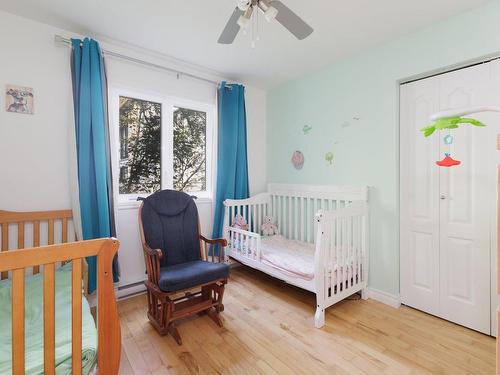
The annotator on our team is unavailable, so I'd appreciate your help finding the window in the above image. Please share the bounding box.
[110,89,214,203]
[173,107,207,192]
[118,96,161,195]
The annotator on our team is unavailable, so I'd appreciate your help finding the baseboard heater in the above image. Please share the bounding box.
[116,280,147,300]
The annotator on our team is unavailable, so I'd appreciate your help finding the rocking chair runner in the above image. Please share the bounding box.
[138,190,230,345]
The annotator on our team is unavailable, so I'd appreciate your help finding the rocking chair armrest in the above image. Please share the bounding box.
[142,242,163,259]
[199,235,227,263]
[142,242,162,284]
[199,235,228,247]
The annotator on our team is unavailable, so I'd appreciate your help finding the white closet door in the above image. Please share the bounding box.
[437,64,491,334]
[400,78,441,316]
[400,62,494,334]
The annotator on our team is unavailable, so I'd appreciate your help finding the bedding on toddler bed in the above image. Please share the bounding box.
[258,235,360,283]
[0,263,97,375]
[260,235,316,280]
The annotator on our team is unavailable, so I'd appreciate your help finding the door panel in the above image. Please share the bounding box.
[438,64,491,334]
[400,78,440,316]
[410,232,435,291]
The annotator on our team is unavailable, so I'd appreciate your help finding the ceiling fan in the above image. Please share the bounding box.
[218,0,313,44]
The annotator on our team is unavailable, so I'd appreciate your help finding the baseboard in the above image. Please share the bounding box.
[116,282,146,300]
[366,287,401,308]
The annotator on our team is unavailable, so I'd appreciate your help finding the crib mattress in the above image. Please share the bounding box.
[0,263,97,375]
[260,235,360,283]
[260,235,316,280]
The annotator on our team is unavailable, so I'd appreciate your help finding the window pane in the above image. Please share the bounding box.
[119,96,161,194]
[173,107,206,192]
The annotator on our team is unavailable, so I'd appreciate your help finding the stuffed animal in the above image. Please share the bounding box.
[261,216,278,236]
[231,214,249,231]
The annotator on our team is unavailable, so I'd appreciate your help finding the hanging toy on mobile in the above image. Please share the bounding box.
[420,107,489,167]
[436,153,461,167]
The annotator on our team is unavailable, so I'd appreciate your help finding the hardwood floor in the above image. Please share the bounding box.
[118,266,495,375]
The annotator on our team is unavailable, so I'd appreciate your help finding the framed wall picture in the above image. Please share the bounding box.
[5,85,34,114]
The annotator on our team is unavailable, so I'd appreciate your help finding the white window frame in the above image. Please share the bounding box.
[108,86,216,207]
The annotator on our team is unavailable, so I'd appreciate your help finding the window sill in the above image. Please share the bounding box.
[116,197,213,211]
[194,197,213,204]
[116,200,142,211]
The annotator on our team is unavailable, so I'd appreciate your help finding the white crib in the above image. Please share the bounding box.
[223,183,369,328]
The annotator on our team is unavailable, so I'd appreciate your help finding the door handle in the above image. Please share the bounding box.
[440,194,446,200]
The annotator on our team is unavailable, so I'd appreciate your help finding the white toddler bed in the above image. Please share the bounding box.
[223,184,369,328]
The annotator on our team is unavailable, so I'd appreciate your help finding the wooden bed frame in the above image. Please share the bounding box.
[0,210,121,374]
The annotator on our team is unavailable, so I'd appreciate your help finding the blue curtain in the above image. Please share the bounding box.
[71,38,118,293]
[212,82,249,241]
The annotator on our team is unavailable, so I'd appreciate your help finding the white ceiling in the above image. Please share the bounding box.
[0,0,491,89]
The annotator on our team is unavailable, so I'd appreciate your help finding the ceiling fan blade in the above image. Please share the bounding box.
[218,7,244,44]
[270,1,313,40]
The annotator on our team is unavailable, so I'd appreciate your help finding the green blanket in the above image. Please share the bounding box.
[0,264,97,375]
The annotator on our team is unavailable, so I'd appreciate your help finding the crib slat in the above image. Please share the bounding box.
[337,216,341,294]
[293,197,300,240]
[72,258,83,375]
[18,222,25,249]
[44,263,56,375]
[48,219,54,245]
[343,217,348,290]
[12,268,25,374]
[1,224,8,279]
[335,218,342,293]
[357,216,361,285]
[258,204,262,223]
[300,198,304,241]
[280,196,284,234]
[330,218,335,289]
[276,196,280,232]
[340,216,344,290]
[62,217,68,243]
[362,214,367,282]
[313,199,318,243]
[33,221,40,274]
[307,197,310,241]
[348,216,352,287]
[288,197,292,239]
[252,205,257,232]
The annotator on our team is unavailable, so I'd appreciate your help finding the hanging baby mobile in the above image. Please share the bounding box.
[420,116,486,167]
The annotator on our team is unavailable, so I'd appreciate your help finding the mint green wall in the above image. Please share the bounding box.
[267,0,500,295]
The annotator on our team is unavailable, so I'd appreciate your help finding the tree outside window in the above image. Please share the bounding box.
[119,96,161,194]
[173,107,206,192]
[118,97,207,195]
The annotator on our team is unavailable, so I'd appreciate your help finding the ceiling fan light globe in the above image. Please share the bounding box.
[264,6,278,22]
[237,0,251,11]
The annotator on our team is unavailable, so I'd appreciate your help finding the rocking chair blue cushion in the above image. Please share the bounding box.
[141,190,202,267]
[159,260,230,292]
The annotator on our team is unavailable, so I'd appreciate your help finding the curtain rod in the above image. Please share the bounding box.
[54,35,220,86]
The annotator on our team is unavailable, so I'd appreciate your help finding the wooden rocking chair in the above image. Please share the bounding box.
[138,190,229,345]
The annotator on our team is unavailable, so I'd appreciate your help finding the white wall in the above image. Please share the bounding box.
[0,11,74,211]
[0,10,267,293]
